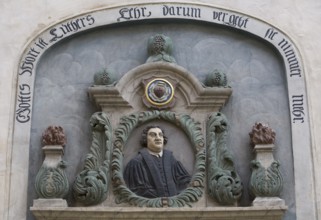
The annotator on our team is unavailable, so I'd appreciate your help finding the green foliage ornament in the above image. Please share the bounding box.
[35,161,69,199]
[73,112,112,206]
[206,112,243,205]
[250,160,283,197]
[112,110,205,207]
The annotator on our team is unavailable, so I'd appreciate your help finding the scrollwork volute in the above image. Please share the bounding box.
[112,111,205,207]
[206,112,243,205]
[72,112,112,206]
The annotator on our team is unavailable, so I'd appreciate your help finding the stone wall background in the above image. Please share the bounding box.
[1,1,321,220]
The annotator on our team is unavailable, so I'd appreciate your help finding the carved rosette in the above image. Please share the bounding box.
[142,78,177,109]
[112,111,205,207]
[206,112,243,205]
[34,126,69,199]
[249,123,283,198]
[72,112,112,206]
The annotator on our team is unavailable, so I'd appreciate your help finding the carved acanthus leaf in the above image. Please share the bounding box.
[72,112,112,206]
[250,160,283,197]
[35,161,69,199]
[206,112,243,205]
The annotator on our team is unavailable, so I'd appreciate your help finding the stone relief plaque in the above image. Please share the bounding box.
[11,2,312,220]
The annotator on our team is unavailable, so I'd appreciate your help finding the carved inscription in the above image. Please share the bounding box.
[163,5,201,18]
[19,38,48,76]
[264,28,278,40]
[117,7,152,21]
[50,15,95,43]
[16,84,31,123]
[16,15,96,123]
[264,28,302,78]
[291,95,305,123]
[213,10,249,29]
[16,5,307,126]
[278,39,301,77]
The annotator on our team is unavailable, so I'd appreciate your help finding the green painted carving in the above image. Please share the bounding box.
[206,112,243,205]
[249,122,283,197]
[204,69,228,87]
[73,112,112,205]
[112,110,205,207]
[35,161,69,198]
[93,68,117,85]
[146,34,176,63]
[250,160,283,197]
[35,126,69,199]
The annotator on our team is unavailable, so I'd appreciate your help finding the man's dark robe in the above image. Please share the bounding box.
[124,148,191,198]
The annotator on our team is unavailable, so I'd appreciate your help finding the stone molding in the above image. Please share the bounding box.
[31,206,287,220]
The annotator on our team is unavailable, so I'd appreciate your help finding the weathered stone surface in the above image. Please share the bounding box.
[32,199,67,207]
[31,206,287,220]
[252,197,285,207]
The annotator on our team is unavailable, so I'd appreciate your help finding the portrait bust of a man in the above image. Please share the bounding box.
[124,125,191,198]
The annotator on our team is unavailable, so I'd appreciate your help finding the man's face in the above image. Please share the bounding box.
[147,127,164,153]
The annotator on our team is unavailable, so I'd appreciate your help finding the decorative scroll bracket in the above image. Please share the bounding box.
[72,112,112,206]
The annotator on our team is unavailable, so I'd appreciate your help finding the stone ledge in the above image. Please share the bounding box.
[31,206,287,220]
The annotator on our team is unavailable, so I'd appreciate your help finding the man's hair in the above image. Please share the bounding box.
[140,125,168,148]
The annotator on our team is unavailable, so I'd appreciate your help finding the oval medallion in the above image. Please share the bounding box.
[145,78,175,107]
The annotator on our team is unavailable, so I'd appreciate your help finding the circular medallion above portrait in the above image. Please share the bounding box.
[144,78,175,108]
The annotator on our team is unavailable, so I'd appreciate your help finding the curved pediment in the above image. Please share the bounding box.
[88,61,232,113]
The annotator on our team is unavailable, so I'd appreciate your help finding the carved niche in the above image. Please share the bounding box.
[31,34,287,220]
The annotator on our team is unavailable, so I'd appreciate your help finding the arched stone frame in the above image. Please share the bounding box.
[9,2,314,220]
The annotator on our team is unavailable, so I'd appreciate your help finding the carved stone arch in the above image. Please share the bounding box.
[88,62,232,112]
[115,62,206,108]
[10,2,313,220]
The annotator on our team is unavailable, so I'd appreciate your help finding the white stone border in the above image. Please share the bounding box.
[9,2,315,220]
